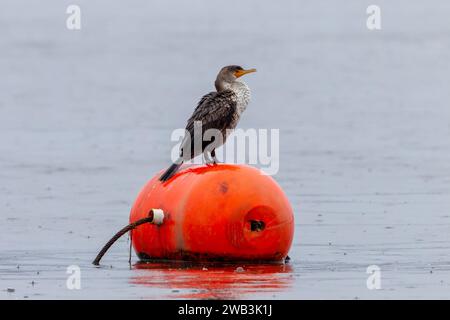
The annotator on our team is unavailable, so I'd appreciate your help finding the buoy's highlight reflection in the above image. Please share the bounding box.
[130,262,293,299]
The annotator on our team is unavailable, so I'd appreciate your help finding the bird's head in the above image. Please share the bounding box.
[215,65,256,91]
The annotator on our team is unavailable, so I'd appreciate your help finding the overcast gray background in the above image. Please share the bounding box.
[1,0,450,299]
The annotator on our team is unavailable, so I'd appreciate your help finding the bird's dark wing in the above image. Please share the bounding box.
[180,90,238,159]
[185,90,238,134]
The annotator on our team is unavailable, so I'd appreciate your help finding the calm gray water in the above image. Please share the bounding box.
[1,0,450,299]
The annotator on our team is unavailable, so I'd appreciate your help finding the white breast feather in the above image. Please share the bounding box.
[231,81,251,114]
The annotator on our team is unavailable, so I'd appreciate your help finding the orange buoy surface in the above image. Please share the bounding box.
[130,164,294,262]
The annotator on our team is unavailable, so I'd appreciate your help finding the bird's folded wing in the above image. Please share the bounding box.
[185,90,238,134]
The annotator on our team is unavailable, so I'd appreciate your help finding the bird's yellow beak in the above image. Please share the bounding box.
[234,68,257,78]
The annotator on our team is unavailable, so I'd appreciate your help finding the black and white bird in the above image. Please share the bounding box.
[159,65,256,182]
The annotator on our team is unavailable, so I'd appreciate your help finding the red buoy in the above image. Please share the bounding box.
[130,164,294,262]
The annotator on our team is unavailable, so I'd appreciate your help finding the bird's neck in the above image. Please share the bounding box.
[215,79,230,92]
[215,80,251,113]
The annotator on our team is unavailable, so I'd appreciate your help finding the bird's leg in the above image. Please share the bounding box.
[204,150,214,165]
[211,149,220,164]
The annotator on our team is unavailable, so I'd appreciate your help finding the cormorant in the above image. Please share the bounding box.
[159,65,256,182]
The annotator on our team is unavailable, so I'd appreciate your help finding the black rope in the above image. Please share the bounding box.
[92,211,154,266]
[128,229,133,266]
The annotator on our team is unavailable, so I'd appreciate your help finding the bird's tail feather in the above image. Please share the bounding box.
[159,162,182,182]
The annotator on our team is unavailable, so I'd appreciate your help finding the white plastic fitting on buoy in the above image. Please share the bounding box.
[150,208,165,225]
